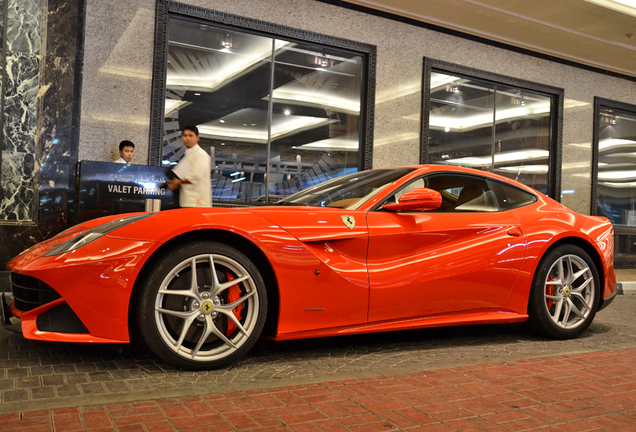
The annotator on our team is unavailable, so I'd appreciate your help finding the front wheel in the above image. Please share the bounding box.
[137,241,267,369]
[525,244,600,339]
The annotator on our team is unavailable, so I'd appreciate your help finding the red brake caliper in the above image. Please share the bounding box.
[546,275,554,309]
[224,273,245,336]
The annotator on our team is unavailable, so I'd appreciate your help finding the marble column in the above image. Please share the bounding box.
[0,0,85,279]
[0,0,42,222]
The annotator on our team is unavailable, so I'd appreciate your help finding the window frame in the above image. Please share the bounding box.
[421,58,564,201]
[150,0,377,173]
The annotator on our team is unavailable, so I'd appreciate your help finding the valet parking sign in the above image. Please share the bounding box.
[107,180,167,196]
[76,160,178,223]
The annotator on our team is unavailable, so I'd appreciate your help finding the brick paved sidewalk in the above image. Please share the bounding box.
[2,348,635,432]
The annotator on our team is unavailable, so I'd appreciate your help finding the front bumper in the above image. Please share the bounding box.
[8,236,159,343]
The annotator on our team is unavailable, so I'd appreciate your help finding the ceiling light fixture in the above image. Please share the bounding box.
[221,33,232,50]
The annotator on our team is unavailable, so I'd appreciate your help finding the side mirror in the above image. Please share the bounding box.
[383,188,442,212]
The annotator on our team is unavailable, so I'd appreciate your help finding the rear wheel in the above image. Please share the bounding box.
[137,241,266,369]
[526,244,599,339]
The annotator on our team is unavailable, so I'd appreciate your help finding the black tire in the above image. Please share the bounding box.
[525,244,600,339]
[137,241,267,369]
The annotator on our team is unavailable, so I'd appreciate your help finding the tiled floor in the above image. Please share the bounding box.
[2,347,635,431]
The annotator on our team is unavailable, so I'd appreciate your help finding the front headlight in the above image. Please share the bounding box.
[45,213,154,256]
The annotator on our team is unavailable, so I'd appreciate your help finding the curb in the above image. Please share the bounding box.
[618,282,636,295]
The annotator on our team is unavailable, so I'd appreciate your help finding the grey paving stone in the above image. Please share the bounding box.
[52,365,76,374]
[31,386,56,400]
[127,379,153,391]
[127,370,145,379]
[3,389,29,403]
[196,375,219,383]
[8,352,32,360]
[109,370,135,380]
[41,375,65,387]
[16,358,40,367]
[16,376,41,389]
[29,366,53,376]
[6,368,30,379]
[162,376,184,383]
[74,363,98,373]
[103,381,130,393]
[80,382,107,395]
[181,376,199,383]
[152,383,177,390]
[145,377,167,385]
[39,357,62,366]
[0,379,15,390]
[95,361,119,371]
[65,374,89,385]
[87,372,114,382]
[55,384,82,397]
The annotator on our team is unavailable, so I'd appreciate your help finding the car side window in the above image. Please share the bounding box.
[487,180,538,210]
[433,176,498,212]
[380,174,500,212]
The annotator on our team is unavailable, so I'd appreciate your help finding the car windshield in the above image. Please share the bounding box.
[277,168,414,208]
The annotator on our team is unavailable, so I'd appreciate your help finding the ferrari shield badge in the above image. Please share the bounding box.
[341,215,356,229]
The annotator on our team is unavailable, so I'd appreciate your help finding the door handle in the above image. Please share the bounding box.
[507,227,522,237]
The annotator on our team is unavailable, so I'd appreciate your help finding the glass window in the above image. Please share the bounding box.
[162,16,366,204]
[487,180,537,211]
[595,106,636,226]
[383,174,500,213]
[425,64,559,198]
[428,73,495,171]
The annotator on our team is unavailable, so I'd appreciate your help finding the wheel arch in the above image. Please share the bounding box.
[128,229,280,340]
[538,236,605,301]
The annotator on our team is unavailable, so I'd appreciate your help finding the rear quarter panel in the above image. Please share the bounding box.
[501,197,615,312]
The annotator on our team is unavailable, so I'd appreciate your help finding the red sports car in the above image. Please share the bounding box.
[2,165,617,369]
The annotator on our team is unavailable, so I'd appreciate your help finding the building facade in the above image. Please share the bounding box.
[1,0,636,278]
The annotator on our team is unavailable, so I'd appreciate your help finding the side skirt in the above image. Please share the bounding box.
[271,310,528,341]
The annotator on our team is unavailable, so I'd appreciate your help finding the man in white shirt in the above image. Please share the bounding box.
[167,125,212,207]
[115,140,135,164]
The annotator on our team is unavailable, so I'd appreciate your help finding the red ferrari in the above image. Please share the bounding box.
[3,165,617,369]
